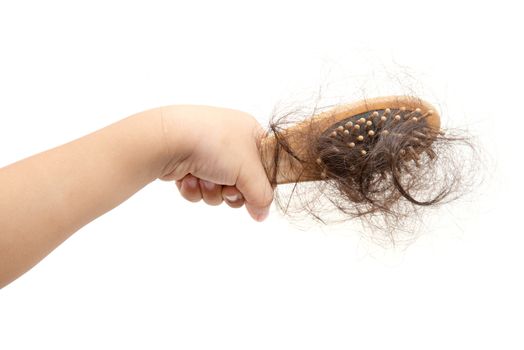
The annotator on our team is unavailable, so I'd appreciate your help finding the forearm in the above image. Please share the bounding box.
[0,108,167,287]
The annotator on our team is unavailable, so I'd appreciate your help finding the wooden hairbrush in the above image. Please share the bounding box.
[260,95,442,185]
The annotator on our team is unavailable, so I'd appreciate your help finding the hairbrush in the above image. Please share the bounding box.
[261,95,441,185]
[259,94,468,236]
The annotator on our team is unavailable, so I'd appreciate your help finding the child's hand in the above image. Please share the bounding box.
[156,105,274,222]
[0,104,273,287]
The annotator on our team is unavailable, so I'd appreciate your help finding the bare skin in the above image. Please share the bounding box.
[0,106,273,288]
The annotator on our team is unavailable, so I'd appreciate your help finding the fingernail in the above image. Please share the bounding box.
[254,207,269,222]
[200,180,215,190]
[225,194,241,202]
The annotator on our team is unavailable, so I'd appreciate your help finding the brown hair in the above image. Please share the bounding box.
[260,95,477,245]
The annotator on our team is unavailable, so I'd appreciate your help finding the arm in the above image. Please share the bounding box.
[0,106,273,288]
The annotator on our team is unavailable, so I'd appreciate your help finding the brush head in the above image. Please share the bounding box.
[316,100,439,183]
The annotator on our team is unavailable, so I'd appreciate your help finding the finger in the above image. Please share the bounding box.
[178,174,202,203]
[236,152,274,222]
[199,180,223,206]
[222,186,244,208]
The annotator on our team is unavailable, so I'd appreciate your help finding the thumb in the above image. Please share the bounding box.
[236,156,274,222]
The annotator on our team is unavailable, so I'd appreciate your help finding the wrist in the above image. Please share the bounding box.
[120,108,174,182]
[153,105,196,181]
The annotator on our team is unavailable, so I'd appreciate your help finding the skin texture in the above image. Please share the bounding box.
[0,106,273,288]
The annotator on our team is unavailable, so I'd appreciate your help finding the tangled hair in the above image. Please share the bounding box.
[261,95,478,245]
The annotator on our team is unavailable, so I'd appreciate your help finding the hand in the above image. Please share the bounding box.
[0,105,273,287]
[156,105,274,222]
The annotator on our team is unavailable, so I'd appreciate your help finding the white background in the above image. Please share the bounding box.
[0,0,522,349]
